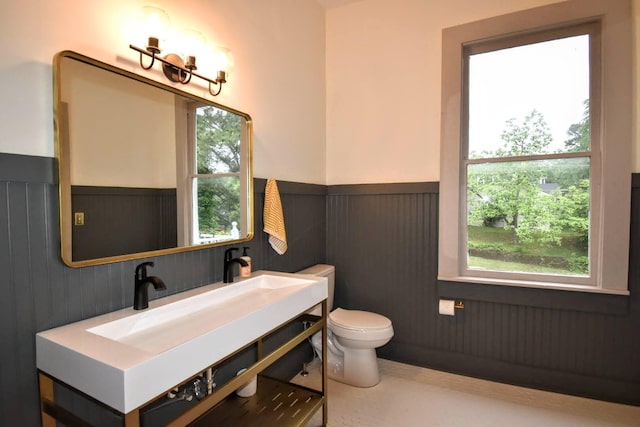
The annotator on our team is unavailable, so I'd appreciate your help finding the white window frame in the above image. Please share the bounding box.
[438,0,632,295]
[176,101,250,246]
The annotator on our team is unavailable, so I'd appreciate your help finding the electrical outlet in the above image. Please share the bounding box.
[74,212,85,226]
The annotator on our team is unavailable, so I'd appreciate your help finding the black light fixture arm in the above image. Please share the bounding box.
[208,73,225,96]
[139,51,156,70]
[129,43,227,96]
[137,36,161,70]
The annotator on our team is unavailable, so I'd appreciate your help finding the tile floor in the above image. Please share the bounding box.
[292,359,640,427]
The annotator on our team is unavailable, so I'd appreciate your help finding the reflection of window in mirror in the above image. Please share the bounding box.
[177,104,248,246]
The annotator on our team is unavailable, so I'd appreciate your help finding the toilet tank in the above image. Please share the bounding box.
[297,264,335,311]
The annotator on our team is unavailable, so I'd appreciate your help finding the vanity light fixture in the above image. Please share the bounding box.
[129,6,231,96]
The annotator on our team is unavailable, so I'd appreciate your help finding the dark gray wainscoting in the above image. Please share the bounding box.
[0,153,326,426]
[3,150,639,425]
[326,181,640,406]
[71,186,178,261]
[253,178,327,273]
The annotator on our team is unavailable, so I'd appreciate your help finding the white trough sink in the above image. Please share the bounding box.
[36,271,327,413]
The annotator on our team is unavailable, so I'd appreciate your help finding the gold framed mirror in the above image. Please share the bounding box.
[54,51,253,267]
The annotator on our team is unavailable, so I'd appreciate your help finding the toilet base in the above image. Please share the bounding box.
[340,347,380,387]
[311,331,382,388]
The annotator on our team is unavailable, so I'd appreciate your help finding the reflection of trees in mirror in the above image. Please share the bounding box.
[467,107,590,275]
[197,106,242,173]
[196,106,242,239]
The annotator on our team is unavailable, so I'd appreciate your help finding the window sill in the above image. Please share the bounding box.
[438,276,629,315]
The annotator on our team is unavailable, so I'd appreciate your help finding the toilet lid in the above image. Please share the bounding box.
[329,308,391,330]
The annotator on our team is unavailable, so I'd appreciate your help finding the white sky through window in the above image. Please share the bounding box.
[468,35,589,154]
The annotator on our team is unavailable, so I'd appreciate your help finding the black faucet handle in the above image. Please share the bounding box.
[224,247,239,261]
[135,261,155,280]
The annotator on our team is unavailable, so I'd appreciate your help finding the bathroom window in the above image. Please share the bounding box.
[438,0,632,294]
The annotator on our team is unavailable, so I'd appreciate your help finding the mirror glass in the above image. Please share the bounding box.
[55,51,253,267]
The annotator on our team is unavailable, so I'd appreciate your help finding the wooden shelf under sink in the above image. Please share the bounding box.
[189,376,324,427]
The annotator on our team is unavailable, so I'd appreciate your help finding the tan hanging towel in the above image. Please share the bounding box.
[263,178,288,254]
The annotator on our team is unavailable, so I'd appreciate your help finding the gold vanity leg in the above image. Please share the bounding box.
[322,299,328,426]
[257,337,263,359]
[39,372,56,427]
[123,409,140,427]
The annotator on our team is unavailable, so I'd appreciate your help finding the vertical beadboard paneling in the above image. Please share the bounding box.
[0,182,19,425]
[1,180,65,426]
[10,183,39,426]
[71,187,177,261]
[253,179,326,273]
[327,185,441,353]
[28,183,52,330]
[3,151,640,424]
[327,182,640,405]
[0,155,327,425]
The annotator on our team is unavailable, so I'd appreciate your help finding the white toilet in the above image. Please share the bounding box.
[297,264,393,387]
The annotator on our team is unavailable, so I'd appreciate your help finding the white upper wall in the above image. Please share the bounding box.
[325,0,640,184]
[0,0,326,184]
[0,0,637,185]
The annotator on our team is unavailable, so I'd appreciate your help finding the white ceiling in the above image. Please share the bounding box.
[315,0,366,10]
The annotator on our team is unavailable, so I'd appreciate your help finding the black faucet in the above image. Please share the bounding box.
[134,261,166,310]
[223,248,248,283]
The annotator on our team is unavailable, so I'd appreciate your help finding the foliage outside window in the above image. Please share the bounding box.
[439,0,632,294]
[192,105,244,244]
[465,33,592,281]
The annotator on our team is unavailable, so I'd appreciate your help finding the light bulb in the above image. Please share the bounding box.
[139,6,171,51]
[212,46,235,76]
[181,29,206,69]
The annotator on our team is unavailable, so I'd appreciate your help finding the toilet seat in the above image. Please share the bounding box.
[329,308,393,341]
